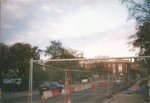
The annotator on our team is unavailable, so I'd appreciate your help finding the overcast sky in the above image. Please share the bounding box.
[1,0,138,59]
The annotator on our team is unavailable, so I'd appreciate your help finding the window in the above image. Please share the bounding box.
[105,64,107,68]
[112,63,115,68]
[108,63,110,68]
[118,64,122,72]
[50,82,57,87]
[113,68,115,73]
[41,82,50,86]
[125,64,128,73]
[125,64,127,67]
[113,63,115,73]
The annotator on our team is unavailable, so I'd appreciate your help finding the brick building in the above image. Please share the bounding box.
[79,59,131,75]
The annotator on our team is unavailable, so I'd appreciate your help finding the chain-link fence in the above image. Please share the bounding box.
[28,56,150,103]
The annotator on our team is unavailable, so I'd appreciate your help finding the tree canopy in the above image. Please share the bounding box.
[45,40,84,59]
[121,0,150,56]
[0,42,42,78]
[120,0,150,26]
[120,0,150,72]
[128,22,150,56]
[0,43,10,84]
[45,40,64,59]
[41,40,84,83]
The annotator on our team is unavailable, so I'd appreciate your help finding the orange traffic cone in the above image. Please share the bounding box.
[68,97,71,103]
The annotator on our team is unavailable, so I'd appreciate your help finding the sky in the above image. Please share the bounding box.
[1,0,138,59]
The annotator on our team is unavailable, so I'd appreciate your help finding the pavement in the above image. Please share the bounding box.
[104,80,149,103]
[103,94,148,103]
[2,90,39,99]
[128,80,141,91]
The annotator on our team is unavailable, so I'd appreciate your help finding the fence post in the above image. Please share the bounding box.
[30,58,33,103]
[65,69,67,103]
[111,73,113,93]
[128,74,130,87]
[107,73,110,94]
[94,71,97,102]
[148,75,150,102]
[28,61,31,103]
[0,88,1,103]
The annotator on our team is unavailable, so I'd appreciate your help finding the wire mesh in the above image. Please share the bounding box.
[29,57,150,103]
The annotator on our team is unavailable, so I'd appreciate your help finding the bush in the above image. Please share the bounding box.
[21,76,29,91]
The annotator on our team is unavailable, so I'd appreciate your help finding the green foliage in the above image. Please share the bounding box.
[44,61,83,83]
[21,76,29,83]
[33,70,50,81]
[0,42,42,79]
[121,0,150,74]
[45,40,84,59]
[9,42,42,76]
[20,76,29,90]
[45,40,64,59]
[0,43,10,84]
[33,69,52,89]
[128,22,150,56]
[45,40,84,71]
[43,40,84,83]
[121,0,150,56]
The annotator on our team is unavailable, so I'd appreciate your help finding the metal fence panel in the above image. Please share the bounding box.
[29,56,150,103]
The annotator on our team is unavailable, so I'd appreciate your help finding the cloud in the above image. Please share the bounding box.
[82,25,136,58]
[1,2,26,20]
[2,24,13,29]
[1,1,137,59]
[42,5,51,11]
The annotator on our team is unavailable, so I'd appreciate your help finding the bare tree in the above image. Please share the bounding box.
[120,0,150,26]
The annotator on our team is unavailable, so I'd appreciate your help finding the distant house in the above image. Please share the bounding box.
[79,59,131,75]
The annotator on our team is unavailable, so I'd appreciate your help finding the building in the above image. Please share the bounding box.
[79,59,131,75]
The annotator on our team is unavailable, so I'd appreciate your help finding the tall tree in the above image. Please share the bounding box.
[45,40,64,59]
[120,0,150,56]
[0,43,10,84]
[43,40,84,82]
[128,22,150,56]
[9,42,42,76]
[120,0,150,74]
[45,40,84,59]
[120,0,150,26]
